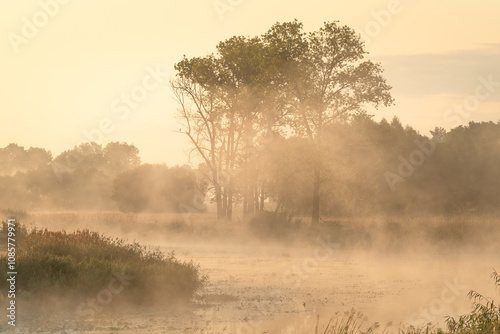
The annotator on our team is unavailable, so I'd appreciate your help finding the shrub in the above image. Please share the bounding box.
[248,211,302,239]
[0,226,205,308]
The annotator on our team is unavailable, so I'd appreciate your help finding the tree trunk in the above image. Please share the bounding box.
[259,184,265,211]
[227,188,233,221]
[222,189,227,220]
[311,168,321,224]
[215,184,223,220]
[249,194,255,215]
[243,187,249,217]
[254,187,260,214]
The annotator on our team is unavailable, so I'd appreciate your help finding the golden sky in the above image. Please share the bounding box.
[1,0,499,165]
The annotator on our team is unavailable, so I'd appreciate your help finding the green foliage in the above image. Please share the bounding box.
[173,20,394,222]
[0,226,205,305]
[444,270,500,333]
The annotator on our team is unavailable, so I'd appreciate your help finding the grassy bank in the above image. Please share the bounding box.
[0,222,205,311]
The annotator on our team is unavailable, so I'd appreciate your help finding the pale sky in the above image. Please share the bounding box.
[1,0,499,166]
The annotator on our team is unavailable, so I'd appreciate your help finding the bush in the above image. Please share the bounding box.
[248,211,303,239]
[0,226,205,308]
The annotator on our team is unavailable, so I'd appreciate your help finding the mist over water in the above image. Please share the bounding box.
[0,212,496,333]
[1,2,500,333]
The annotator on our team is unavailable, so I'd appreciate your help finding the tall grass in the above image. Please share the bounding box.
[311,271,500,334]
[0,223,206,308]
[444,270,500,333]
[315,309,386,334]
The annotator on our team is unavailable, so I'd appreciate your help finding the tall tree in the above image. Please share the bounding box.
[172,20,393,223]
[265,21,394,223]
[171,55,229,220]
[172,36,282,220]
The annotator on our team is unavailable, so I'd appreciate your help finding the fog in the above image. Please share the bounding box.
[1,7,500,334]
[0,210,496,333]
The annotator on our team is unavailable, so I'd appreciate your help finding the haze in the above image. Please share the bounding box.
[1,2,500,333]
[1,0,499,165]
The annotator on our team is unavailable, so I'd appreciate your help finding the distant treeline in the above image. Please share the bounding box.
[248,117,500,217]
[0,142,203,213]
[0,118,499,216]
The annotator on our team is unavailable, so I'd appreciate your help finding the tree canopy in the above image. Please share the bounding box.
[172,20,393,223]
